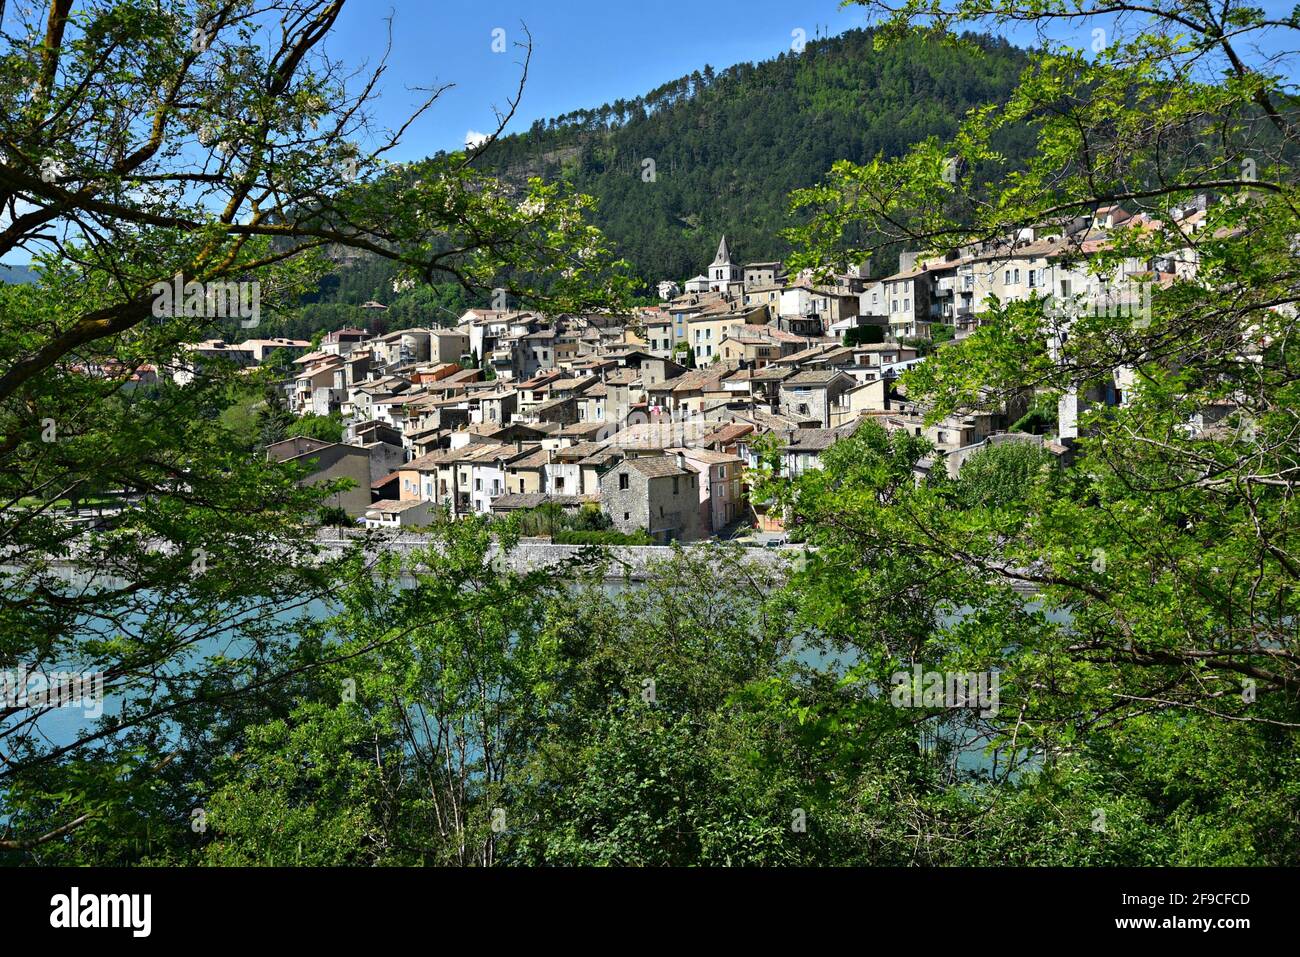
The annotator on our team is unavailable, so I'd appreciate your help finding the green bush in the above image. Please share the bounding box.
[287,412,344,443]
[511,502,613,537]
[930,323,956,344]
[955,440,1056,509]
[569,504,613,532]
[1010,394,1059,435]
[317,506,352,528]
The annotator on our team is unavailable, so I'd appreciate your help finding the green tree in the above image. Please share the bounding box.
[0,0,630,856]
[257,382,296,448]
[762,0,1300,862]
[506,547,823,865]
[954,439,1055,509]
[286,412,343,443]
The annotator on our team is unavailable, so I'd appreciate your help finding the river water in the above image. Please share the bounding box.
[6,560,1060,775]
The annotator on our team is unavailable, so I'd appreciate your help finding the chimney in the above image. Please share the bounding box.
[675,452,686,471]
[515,438,522,453]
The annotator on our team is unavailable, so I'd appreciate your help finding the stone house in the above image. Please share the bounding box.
[363,498,437,529]
[599,454,705,543]
[779,370,856,428]
[266,436,372,518]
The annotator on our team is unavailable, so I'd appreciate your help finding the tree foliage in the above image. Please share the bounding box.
[0,0,630,854]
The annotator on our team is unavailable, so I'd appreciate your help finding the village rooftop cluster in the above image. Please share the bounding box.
[168,196,1223,541]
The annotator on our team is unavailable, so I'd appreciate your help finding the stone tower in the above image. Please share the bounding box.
[709,235,742,290]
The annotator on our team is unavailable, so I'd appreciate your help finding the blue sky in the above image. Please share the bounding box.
[3,0,1296,267]
[328,0,1298,160]
[329,0,868,160]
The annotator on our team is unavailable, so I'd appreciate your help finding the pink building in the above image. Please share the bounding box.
[667,447,745,534]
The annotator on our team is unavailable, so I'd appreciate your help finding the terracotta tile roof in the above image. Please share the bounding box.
[698,422,755,446]
[507,448,551,469]
[368,498,428,514]
[403,450,458,470]
[666,446,742,465]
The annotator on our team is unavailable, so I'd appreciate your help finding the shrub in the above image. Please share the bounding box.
[955,440,1056,509]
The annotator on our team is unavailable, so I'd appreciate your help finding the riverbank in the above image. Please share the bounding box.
[316,531,800,581]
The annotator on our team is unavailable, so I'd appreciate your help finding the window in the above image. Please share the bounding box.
[474,478,482,491]
[623,512,630,521]
[1005,269,1012,284]
[903,299,910,312]
[556,477,565,491]
[619,473,629,490]
[1014,268,1021,284]
[719,465,726,478]
[673,477,680,495]
[1028,269,1038,287]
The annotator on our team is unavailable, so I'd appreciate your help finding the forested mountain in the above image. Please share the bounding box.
[0,264,37,285]
[479,28,1032,285]
[292,26,1033,331]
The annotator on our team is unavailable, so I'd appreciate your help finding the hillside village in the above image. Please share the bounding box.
[173,194,1222,541]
